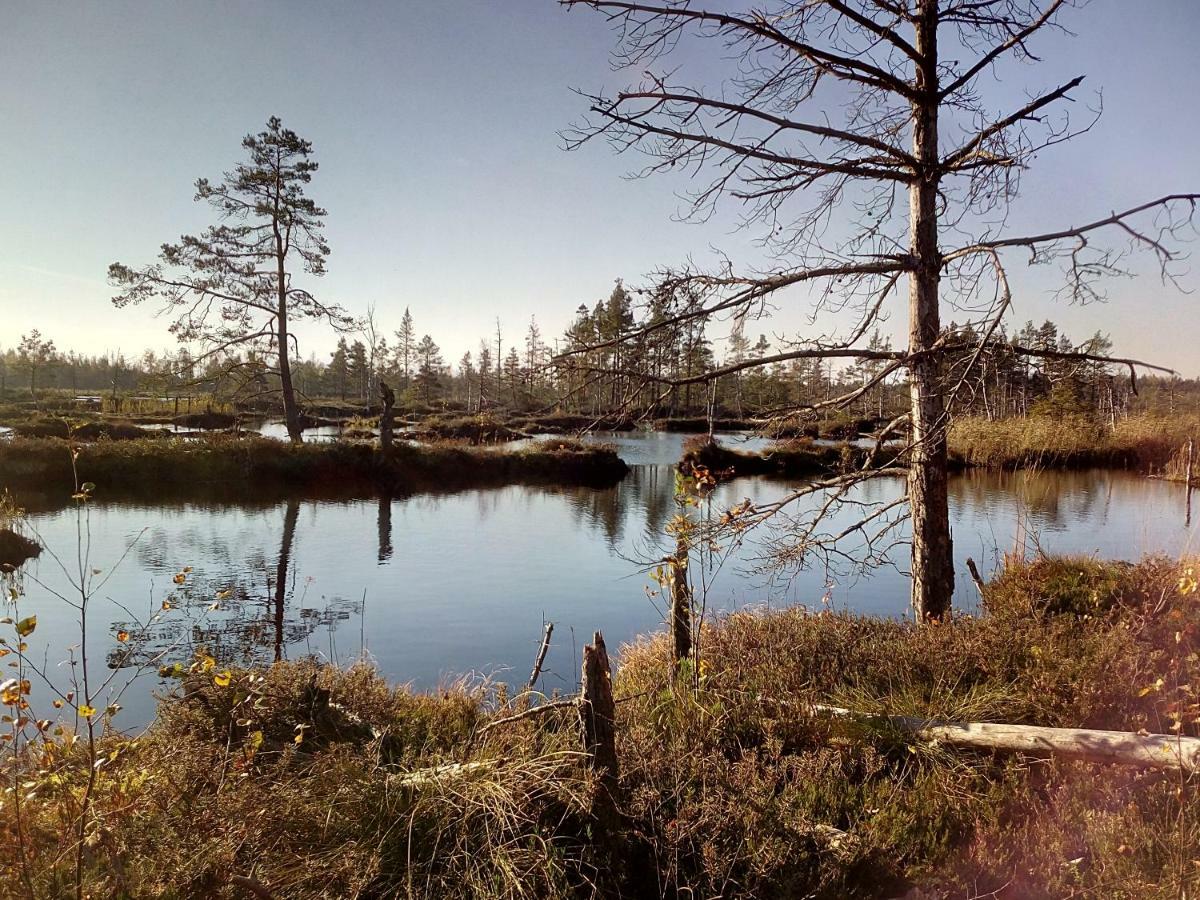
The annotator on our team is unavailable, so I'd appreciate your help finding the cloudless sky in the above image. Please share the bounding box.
[1,1,1198,373]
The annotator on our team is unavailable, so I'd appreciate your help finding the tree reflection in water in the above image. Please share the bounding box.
[108,498,362,670]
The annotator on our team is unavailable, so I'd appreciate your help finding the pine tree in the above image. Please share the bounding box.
[110,117,352,442]
[329,338,349,401]
[414,335,444,405]
[394,307,416,391]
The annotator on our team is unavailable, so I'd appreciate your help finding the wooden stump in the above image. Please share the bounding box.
[579,630,625,886]
[379,380,396,451]
[669,536,693,663]
[579,630,619,793]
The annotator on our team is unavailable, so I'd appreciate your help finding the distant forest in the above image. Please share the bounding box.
[5,282,1196,422]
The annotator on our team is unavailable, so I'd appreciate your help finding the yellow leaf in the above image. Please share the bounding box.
[79,705,97,719]
[213,671,232,688]
[161,600,173,611]
[116,631,130,643]
[216,589,233,601]
[172,573,186,585]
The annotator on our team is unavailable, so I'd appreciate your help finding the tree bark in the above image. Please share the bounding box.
[908,0,954,622]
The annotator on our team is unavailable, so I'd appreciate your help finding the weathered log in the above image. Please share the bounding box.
[391,759,503,788]
[815,705,1200,772]
[579,630,625,887]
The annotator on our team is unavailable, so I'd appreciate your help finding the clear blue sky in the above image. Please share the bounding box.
[1,1,1197,373]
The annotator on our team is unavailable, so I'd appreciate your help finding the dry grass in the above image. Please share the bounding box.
[2,556,1198,897]
[949,413,1200,471]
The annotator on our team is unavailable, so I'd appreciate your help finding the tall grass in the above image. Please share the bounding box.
[949,413,1200,471]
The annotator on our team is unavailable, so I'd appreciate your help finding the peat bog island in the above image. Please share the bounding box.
[3,3,1200,898]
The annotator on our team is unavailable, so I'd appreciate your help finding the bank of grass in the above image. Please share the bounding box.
[416,412,527,443]
[0,409,241,438]
[0,434,630,503]
[949,413,1199,471]
[4,555,1197,897]
[681,434,861,479]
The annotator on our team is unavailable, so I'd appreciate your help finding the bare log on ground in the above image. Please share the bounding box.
[815,705,1200,773]
[390,759,504,789]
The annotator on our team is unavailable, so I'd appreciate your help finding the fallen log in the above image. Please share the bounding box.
[814,705,1200,773]
[390,759,503,788]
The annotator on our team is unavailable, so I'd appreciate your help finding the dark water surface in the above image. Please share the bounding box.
[9,431,1199,729]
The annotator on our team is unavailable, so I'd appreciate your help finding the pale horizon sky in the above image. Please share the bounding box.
[2,1,1198,375]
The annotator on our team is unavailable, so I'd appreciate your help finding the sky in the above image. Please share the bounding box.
[1,0,1198,374]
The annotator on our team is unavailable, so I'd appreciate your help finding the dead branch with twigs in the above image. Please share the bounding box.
[556,0,1197,621]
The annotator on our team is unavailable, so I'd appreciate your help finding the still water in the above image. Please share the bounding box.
[9,431,1199,728]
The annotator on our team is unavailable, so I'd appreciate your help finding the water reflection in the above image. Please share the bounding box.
[15,434,1200,729]
[107,499,365,674]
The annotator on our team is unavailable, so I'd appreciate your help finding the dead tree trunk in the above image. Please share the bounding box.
[669,536,693,664]
[579,630,624,883]
[907,0,954,622]
[379,380,396,451]
[579,631,619,804]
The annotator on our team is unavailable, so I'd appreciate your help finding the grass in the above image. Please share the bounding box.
[949,413,1200,472]
[416,413,527,443]
[681,435,861,480]
[0,435,631,506]
[3,555,1197,897]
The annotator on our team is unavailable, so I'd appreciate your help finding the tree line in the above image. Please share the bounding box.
[8,310,1196,424]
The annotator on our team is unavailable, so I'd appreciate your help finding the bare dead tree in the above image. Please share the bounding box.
[557,0,1197,620]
